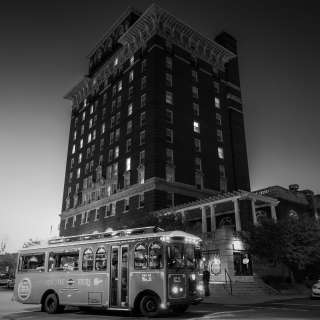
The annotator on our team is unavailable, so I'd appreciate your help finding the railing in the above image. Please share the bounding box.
[224,268,233,295]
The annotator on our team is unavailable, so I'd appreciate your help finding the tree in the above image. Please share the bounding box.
[240,217,320,279]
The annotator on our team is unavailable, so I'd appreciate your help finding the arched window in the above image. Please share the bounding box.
[134,243,148,269]
[148,242,163,269]
[95,247,107,271]
[82,248,94,271]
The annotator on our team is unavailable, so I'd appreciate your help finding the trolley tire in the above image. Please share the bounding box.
[139,294,160,317]
[171,304,189,314]
[42,293,61,314]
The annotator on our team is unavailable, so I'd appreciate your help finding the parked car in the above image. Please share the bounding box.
[311,280,320,299]
[0,273,10,286]
[6,278,15,289]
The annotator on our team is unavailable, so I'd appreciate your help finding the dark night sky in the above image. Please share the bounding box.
[0,0,319,251]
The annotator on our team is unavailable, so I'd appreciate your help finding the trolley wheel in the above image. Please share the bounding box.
[43,293,62,314]
[171,304,189,314]
[139,294,160,317]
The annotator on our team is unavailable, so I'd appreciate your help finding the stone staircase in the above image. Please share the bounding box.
[209,279,279,297]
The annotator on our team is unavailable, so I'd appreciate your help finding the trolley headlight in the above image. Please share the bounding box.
[171,286,179,294]
[196,284,204,292]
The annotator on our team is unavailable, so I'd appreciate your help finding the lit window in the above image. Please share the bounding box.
[193,103,199,116]
[195,157,202,171]
[215,97,220,109]
[139,150,145,164]
[92,129,96,140]
[166,56,172,69]
[90,104,94,114]
[89,118,93,129]
[193,121,200,133]
[126,157,131,171]
[166,166,175,182]
[192,70,198,82]
[218,147,224,159]
[194,138,201,152]
[166,109,173,123]
[129,70,134,82]
[130,56,134,66]
[127,120,132,134]
[192,86,198,99]
[166,91,173,104]
[73,130,77,140]
[72,144,76,154]
[114,146,119,159]
[140,112,146,127]
[138,166,145,184]
[128,103,133,116]
[216,113,222,126]
[166,128,173,143]
[114,57,118,66]
[78,153,82,163]
[77,168,81,179]
[82,111,86,121]
[81,125,84,135]
[118,81,122,92]
[165,73,172,87]
[140,130,146,145]
[141,94,146,108]
[115,128,120,142]
[217,129,223,142]
[126,138,132,152]
[166,148,173,164]
[101,123,105,134]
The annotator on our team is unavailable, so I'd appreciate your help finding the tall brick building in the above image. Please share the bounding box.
[60,4,250,236]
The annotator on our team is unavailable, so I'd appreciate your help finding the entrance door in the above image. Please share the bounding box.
[110,245,129,308]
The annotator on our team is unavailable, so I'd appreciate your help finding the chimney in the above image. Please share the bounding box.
[289,184,299,192]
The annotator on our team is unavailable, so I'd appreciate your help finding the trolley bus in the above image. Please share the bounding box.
[13,226,204,316]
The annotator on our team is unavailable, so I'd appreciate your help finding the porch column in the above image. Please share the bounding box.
[251,199,258,225]
[270,204,277,222]
[233,199,241,231]
[210,204,216,232]
[201,206,207,234]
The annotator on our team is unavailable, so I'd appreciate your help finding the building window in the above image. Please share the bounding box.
[78,153,82,163]
[215,97,220,109]
[127,120,132,134]
[217,129,223,142]
[140,112,146,127]
[109,131,114,145]
[102,107,106,118]
[124,172,131,188]
[82,111,86,121]
[85,163,89,175]
[166,56,172,70]
[114,146,119,159]
[112,85,117,96]
[141,59,146,72]
[128,86,133,99]
[139,150,145,164]
[192,70,198,82]
[219,164,226,178]
[166,166,175,182]
[108,149,114,162]
[103,93,107,104]
[138,193,144,208]
[216,113,222,126]
[69,171,73,183]
[218,147,224,159]
[81,125,84,135]
[72,144,76,154]
[193,103,199,116]
[141,76,146,90]
[126,157,131,171]
[118,80,122,92]
[193,121,200,133]
[80,139,83,149]
[111,100,116,112]
[73,130,77,141]
[126,138,132,152]
[165,73,172,87]
[195,157,202,171]
[166,109,173,123]
[101,123,105,134]
[129,70,134,82]
[94,209,100,221]
[214,81,220,93]
[92,130,96,140]
[117,96,122,108]
[77,168,81,179]
[114,57,118,66]
[110,116,115,129]
[115,128,120,142]
[116,112,120,125]
[140,130,146,145]
[89,118,93,129]
[99,155,103,166]
[195,173,203,189]
[194,138,201,152]
[192,86,199,99]
[141,94,146,108]
[138,166,145,184]
[128,103,133,116]
[123,198,130,212]
[90,104,94,114]
[130,55,134,66]
[165,91,173,104]
[166,148,173,164]
[70,158,75,169]
[166,128,173,143]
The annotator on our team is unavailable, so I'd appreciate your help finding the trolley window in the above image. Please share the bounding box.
[82,248,94,271]
[19,253,45,272]
[95,247,107,271]
[48,249,79,272]
[134,243,148,269]
[148,242,163,269]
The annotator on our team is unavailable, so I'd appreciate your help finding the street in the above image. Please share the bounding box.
[1,288,320,320]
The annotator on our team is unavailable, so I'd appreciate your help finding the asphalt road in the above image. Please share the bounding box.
[1,288,320,320]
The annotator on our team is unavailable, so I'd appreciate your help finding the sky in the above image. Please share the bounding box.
[0,0,319,252]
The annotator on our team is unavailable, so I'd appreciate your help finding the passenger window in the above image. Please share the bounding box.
[95,247,107,271]
[149,242,163,269]
[19,253,45,272]
[134,243,148,269]
[48,250,79,272]
[82,248,94,272]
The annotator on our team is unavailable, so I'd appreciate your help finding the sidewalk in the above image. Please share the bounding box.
[202,293,309,305]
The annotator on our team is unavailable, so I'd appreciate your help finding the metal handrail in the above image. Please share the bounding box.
[224,268,233,295]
